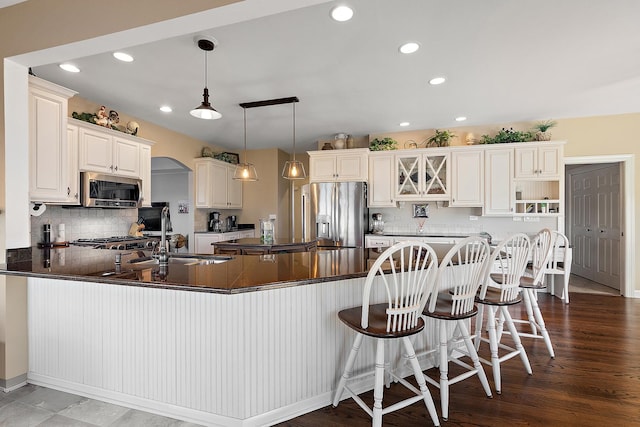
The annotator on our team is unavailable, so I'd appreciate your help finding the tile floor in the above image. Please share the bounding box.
[0,384,203,426]
[0,274,619,426]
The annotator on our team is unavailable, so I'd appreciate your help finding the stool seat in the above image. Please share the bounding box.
[338,304,425,338]
[519,274,547,289]
[475,287,522,306]
[424,292,478,320]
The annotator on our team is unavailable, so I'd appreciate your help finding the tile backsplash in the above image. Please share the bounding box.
[30,205,138,246]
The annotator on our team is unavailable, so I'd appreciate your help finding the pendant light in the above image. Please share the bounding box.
[282,101,306,179]
[190,37,222,120]
[233,107,258,181]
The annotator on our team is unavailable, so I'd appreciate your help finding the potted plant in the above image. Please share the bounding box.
[426,129,456,147]
[532,120,557,141]
[369,137,398,151]
[480,127,534,144]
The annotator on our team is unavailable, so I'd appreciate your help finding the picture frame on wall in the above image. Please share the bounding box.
[413,203,429,218]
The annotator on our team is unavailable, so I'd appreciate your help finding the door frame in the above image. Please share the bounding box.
[564,155,635,298]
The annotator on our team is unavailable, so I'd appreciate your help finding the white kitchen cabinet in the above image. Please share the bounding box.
[368,152,395,207]
[308,148,368,182]
[395,149,450,201]
[139,144,151,207]
[450,149,483,206]
[194,233,223,254]
[28,76,77,203]
[65,124,80,203]
[194,158,243,209]
[484,148,514,216]
[514,143,562,179]
[76,119,150,178]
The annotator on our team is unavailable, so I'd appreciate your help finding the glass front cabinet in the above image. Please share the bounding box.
[395,150,450,201]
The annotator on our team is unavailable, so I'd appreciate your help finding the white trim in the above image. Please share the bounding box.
[564,155,636,298]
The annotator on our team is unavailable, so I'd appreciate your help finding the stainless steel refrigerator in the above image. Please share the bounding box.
[301,182,368,248]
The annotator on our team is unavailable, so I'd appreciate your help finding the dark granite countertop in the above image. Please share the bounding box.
[0,246,368,294]
[367,232,472,238]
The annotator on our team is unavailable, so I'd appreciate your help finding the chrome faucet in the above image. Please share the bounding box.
[158,206,170,264]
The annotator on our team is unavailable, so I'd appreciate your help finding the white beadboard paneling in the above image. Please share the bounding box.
[27,274,442,425]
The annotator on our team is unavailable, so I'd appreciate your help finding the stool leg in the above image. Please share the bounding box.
[486,306,502,394]
[529,292,555,358]
[437,321,450,421]
[459,319,492,398]
[372,339,385,427]
[474,303,485,351]
[332,333,363,407]
[563,270,570,304]
[402,337,440,426]
[501,307,532,375]
[522,289,538,335]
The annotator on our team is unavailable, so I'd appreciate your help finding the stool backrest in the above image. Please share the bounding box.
[531,228,554,286]
[545,231,570,272]
[480,233,531,302]
[362,241,438,332]
[428,236,490,316]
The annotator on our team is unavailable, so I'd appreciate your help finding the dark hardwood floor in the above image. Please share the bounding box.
[278,292,640,426]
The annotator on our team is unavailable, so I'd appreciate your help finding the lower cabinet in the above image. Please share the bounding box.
[194,230,255,254]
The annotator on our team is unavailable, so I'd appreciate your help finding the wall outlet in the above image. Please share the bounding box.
[269,214,277,220]
[513,216,523,222]
[469,215,478,221]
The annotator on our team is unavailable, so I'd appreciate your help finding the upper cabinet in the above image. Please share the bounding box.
[139,144,152,207]
[395,149,450,201]
[28,76,77,203]
[514,143,562,179]
[308,148,368,182]
[484,147,514,216]
[367,152,395,207]
[194,157,242,209]
[73,118,153,178]
[450,149,483,207]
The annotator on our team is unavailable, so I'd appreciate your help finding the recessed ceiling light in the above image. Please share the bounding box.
[399,42,420,54]
[160,106,173,113]
[59,63,79,73]
[429,76,446,85]
[455,116,467,122]
[399,122,410,127]
[113,52,134,62]
[331,5,354,22]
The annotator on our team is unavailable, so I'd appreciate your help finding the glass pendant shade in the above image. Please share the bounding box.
[282,101,306,179]
[233,107,258,181]
[282,160,306,179]
[233,162,258,181]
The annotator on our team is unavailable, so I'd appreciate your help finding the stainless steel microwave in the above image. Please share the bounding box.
[81,172,142,208]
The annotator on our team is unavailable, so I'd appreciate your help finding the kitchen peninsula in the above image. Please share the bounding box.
[1,245,445,426]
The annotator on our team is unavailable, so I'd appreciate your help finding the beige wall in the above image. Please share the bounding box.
[0,0,237,386]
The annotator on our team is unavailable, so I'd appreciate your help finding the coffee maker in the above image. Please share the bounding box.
[226,215,237,231]
[208,211,221,232]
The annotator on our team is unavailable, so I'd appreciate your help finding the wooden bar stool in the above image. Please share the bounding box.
[474,233,533,394]
[333,241,440,427]
[421,236,493,421]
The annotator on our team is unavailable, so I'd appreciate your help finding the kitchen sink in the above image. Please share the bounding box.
[128,253,233,266]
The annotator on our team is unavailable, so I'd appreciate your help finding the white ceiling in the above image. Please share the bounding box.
[32,0,640,154]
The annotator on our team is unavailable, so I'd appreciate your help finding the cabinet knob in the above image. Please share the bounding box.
[74,193,78,199]
[67,187,70,196]
[110,165,114,171]
[114,166,118,171]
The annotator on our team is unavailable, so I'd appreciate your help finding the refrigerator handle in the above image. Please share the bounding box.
[332,183,338,243]
[301,192,307,241]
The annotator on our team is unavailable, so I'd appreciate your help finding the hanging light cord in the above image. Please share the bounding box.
[292,103,296,161]
[203,49,208,89]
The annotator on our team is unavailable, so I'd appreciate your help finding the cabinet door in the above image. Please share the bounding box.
[336,153,367,181]
[451,150,483,206]
[226,165,243,208]
[210,161,229,208]
[368,154,395,207]
[395,154,422,199]
[309,155,336,181]
[514,146,538,178]
[113,136,140,177]
[139,144,151,207]
[538,145,562,178]
[194,234,219,254]
[484,148,514,215]
[65,125,80,204]
[422,152,450,200]
[29,87,68,202]
[79,127,113,173]
[194,161,213,208]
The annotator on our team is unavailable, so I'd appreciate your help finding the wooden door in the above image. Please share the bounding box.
[570,164,621,290]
